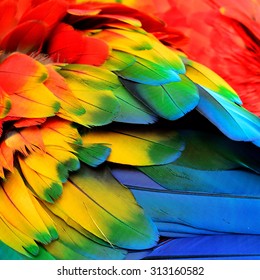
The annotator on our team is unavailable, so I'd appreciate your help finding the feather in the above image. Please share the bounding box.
[0,53,60,118]
[60,63,156,124]
[139,165,260,196]
[95,29,184,84]
[0,87,11,119]
[48,23,109,65]
[145,235,260,260]
[155,221,222,237]
[43,206,127,260]
[44,239,92,260]
[185,60,241,104]
[18,157,63,203]
[16,119,81,202]
[7,84,60,118]
[102,28,185,74]
[0,21,47,54]
[59,64,120,126]
[0,0,17,41]
[0,142,14,176]
[74,142,111,167]
[172,130,260,172]
[0,241,55,260]
[130,179,260,235]
[113,85,157,124]
[85,127,184,166]
[0,0,259,261]
[0,217,38,257]
[111,161,260,236]
[19,0,67,30]
[102,50,136,71]
[120,74,199,120]
[13,118,47,128]
[0,185,42,255]
[183,60,260,144]
[3,169,57,244]
[0,53,48,93]
[197,86,260,143]
[44,165,158,250]
[44,65,86,118]
[153,0,260,116]
[5,126,44,156]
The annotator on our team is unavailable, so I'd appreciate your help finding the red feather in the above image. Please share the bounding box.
[0,53,46,93]
[19,0,68,30]
[48,23,109,65]
[0,21,47,53]
[138,0,260,116]
[0,1,17,41]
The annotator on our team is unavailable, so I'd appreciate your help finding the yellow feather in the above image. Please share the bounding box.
[44,165,158,249]
[19,157,63,203]
[9,84,60,118]
[44,181,107,241]
[28,192,58,240]
[0,185,41,241]
[0,215,38,257]
[84,129,183,166]
[23,152,66,182]
[3,169,54,244]
[185,60,239,101]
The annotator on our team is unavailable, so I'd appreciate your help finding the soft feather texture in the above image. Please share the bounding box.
[144,235,260,260]
[0,0,259,260]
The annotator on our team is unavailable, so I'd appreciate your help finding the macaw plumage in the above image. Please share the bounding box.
[0,0,260,260]
[118,0,260,116]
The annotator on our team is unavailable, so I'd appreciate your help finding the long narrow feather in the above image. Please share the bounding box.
[145,235,260,260]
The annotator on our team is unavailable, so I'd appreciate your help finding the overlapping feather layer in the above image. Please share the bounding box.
[0,0,259,260]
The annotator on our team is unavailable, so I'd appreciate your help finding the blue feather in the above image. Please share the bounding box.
[111,164,260,235]
[144,235,260,260]
[197,86,260,144]
[129,178,260,235]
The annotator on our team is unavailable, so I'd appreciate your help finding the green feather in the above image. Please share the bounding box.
[120,75,199,120]
[74,142,111,167]
[0,242,55,260]
[103,51,136,71]
[116,56,181,85]
[113,86,157,124]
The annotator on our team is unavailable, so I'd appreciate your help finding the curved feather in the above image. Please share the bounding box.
[113,85,157,124]
[85,127,184,166]
[145,235,260,260]
[111,163,260,236]
[3,169,57,244]
[43,206,127,260]
[0,242,55,260]
[59,64,120,126]
[44,165,158,250]
[130,182,260,235]
[0,217,39,258]
[0,87,11,119]
[185,59,241,104]
[184,60,260,144]
[0,21,47,54]
[120,75,199,120]
[197,86,260,143]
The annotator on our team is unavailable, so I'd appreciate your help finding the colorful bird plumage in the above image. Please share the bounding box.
[0,0,259,260]
[119,0,260,116]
